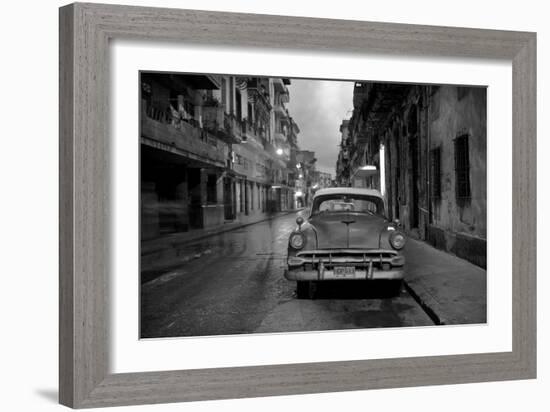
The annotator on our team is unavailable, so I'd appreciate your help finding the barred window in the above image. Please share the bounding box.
[454,134,471,201]
[430,147,442,199]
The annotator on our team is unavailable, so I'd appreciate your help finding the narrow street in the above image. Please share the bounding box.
[140,212,435,338]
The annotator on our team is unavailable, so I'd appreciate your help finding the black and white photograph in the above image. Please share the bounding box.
[139,72,487,339]
[2,0,544,410]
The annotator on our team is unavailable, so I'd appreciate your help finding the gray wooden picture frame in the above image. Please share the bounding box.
[59,2,536,408]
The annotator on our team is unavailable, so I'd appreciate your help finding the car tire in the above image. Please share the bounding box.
[297,281,316,299]
[388,279,403,297]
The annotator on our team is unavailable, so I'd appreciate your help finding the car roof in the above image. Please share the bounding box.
[313,187,383,199]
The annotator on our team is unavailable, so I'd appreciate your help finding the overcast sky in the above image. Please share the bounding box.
[287,79,355,176]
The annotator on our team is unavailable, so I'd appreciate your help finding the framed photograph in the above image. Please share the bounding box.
[59,3,536,408]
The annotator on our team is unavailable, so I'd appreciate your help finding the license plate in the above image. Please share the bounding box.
[333,266,356,278]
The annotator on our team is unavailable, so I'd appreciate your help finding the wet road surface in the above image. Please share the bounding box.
[140,212,435,338]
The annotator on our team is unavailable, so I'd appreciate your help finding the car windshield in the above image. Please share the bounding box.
[311,194,385,216]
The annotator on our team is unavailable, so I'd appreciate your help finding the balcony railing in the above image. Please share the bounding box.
[223,114,245,143]
[145,104,171,123]
[202,106,242,144]
[141,105,226,166]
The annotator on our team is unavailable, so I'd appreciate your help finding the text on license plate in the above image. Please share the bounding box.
[333,266,356,277]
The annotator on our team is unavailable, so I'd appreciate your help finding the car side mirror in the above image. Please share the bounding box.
[296,216,304,229]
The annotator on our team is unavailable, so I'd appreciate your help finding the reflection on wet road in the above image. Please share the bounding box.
[140,212,434,338]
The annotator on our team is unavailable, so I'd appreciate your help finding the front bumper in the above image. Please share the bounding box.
[285,268,404,281]
[285,248,404,281]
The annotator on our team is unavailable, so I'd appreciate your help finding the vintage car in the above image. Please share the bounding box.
[284,187,406,299]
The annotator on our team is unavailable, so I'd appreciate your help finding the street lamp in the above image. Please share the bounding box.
[276,148,283,156]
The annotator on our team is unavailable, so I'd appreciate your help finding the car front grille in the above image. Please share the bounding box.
[291,249,404,270]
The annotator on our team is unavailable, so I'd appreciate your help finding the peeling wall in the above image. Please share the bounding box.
[379,85,486,267]
[429,86,487,240]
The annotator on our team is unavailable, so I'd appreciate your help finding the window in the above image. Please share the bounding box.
[247,102,253,122]
[430,87,440,120]
[236,89,242,119]
[221,78,227,108]
[430,147,442,199]
[312,195,384,217]
[454,134,471,201]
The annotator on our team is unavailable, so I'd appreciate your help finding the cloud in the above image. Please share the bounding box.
[287,79,354,176]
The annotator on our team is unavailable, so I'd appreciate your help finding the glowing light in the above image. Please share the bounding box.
[380,144,386,196]
[295,191,303,197]
[360,165,377,171]
[276,148,283,155]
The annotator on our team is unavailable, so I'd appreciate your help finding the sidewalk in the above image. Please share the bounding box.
[141,210,297,281]
[403,238,487,325]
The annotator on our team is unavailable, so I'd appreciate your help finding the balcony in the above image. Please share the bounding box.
[274,103,287,118]
[272,78,286,91]
[274,131,287,145]
[247,80,272,110]
[244,121,270,146]
[224,114,246,143]
[280,90,289,103]
[202,106,243,144]
[141,113,226,167]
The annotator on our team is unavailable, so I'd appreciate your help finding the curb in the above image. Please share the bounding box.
[403,280,446,326]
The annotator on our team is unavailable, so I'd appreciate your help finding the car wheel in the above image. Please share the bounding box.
[388,279,403,297]
[297,281,316,299]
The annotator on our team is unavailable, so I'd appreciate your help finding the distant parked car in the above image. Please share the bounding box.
[284,187,406,299]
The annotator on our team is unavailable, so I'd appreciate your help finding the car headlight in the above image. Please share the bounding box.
[389,231,406,250]
[289,232,305,249]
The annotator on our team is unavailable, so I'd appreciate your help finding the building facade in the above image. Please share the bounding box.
[141,73,300,240]
[312,171,333,190]
[295,150,317,207]
[336,82,487,267]
[335,119,351,186]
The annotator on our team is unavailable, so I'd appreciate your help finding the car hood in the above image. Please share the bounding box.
[308,212,388,249]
